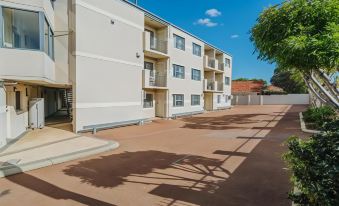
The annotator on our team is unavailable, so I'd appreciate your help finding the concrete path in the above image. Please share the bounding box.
[0,105,307,206]
[0,127,119,177]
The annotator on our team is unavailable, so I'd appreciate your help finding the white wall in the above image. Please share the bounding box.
[232,94,310,105]
[0,85,7,148]
[262,94,310,105]
[168,26,204,116]
[0,48,56,83]
[72,0,145,131]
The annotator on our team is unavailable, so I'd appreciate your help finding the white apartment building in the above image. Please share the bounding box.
[0,0,232,148]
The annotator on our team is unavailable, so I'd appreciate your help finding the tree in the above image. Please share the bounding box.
[271,68,308,93]
[251,0,339,108]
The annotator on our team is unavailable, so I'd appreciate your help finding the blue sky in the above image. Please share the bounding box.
[130,0,282,82]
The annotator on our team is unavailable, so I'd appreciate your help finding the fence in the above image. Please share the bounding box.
[232,94,310,105]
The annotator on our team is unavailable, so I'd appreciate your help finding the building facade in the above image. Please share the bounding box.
[0,0,232,148]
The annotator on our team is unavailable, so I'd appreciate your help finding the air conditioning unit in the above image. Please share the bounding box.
[29,98,45,129]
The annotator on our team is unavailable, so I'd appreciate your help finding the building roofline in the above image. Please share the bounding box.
[121,0,232,57]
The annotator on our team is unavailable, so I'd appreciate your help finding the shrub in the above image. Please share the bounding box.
[303,106,336,129]
[284,120,339,206]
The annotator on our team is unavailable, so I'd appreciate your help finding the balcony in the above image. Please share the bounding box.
[203,79,216,92]
[217,63,225,73]
[0,48,55,84]
[217,82,224,92]
[143,31,169,59]
[203,56,219,72]
[142,70,168,89]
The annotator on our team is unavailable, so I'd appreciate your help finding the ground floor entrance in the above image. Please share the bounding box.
[143,89,168,119]
[0,81,73,148]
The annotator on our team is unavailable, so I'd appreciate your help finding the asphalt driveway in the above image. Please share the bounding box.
[0,105,307,206]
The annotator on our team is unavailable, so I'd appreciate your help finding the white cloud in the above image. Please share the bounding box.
[205,9,222,17]
[230,34,240,39]
[195,18,218,27]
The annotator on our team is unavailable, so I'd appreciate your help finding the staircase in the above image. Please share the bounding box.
[63,89,73,119]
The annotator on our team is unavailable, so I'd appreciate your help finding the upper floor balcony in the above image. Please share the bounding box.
[143,16,169,59]
[0,6,59,84]
[143,31,169,59]
[142,69,168,89]
[203,56,223,73]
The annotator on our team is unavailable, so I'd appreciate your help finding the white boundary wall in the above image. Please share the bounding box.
[232,94,310,105]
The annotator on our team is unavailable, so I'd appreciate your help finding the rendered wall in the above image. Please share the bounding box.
[232,94,310,105]
[0,85,6,148]
[72,0,144,131]
[168,26,205,116]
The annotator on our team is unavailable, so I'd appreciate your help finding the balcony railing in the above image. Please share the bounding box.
[218,63,225,71]
[208,59,216,68]
[150,38,168,54]
[149,73,167,87]
[217,82,224,91]
[206,79,215,91]
[143,70,167,88]
[144,31,168,56]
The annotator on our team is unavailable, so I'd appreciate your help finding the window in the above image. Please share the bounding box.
[144,61,154,70]
[173,94,184,107]
[143,93,153,108]
[2,7,54,59]
[15,91,21,111]
[173,64,185,79]
[3,8,40,50]
[192,43,201,56]
[225,58,231,68]
[217,95,221,104]
[191,95,200,106]
[173,34,185,50]
[225,77,230,85]
[225,95,228,103]
[191,69,201,81]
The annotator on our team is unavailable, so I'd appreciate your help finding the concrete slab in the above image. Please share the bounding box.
[0,127,119,177]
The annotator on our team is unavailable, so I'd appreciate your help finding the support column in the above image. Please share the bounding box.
[0,80,8,148]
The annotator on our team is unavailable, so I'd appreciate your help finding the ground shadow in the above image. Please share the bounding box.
[147,105,307,206]
[181,113,270,130]
[5,164,115,206]
[63,151,225,189]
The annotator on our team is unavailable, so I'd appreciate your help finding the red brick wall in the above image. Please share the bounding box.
[232,81,265,94]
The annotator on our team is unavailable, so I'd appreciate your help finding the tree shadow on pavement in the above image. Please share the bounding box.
[63,151,225,189]
[4,164,115,206]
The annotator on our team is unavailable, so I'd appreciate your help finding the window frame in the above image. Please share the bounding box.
[173,64,185,79]
[225,58,231,68]
[143,93,154,108]
[191,95,200,106]
[173,94,184,107]
[192,43,201,57]
[0,6,54,60]
[225,77,230,85]
[173,34,185,51]
[191,68,201,81]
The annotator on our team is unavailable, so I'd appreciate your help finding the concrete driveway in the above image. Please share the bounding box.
[0,105,307,206]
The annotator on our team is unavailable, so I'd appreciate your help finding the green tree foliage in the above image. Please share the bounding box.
[284,122,339,205]
[251,0,339,74]
[271,68,308,93]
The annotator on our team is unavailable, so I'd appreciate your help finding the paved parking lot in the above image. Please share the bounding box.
[0,105,307,206]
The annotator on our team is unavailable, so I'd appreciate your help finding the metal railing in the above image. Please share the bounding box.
[150,37,168,54]
[207,80,215,90]
[217,82,224,91]
[149,73,167,87]
[218,63,225,71]
[208,58,216,68]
